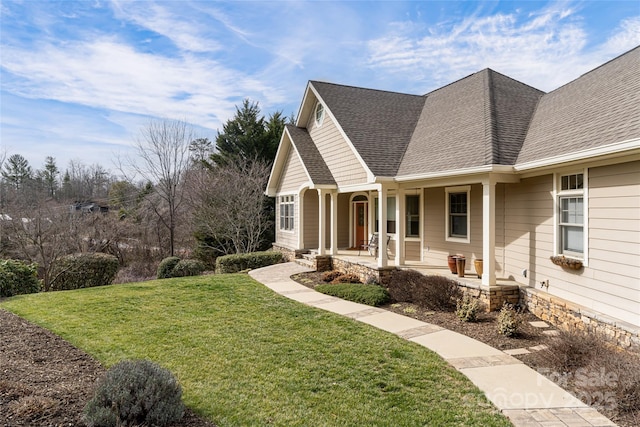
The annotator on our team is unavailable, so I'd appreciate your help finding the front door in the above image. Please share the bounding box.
[354,202,368,248]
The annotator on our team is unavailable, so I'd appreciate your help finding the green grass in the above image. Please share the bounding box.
[1,274,511,427]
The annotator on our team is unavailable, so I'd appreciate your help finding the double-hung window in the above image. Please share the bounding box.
[446,186,470,243]
[374,196,397,234]
[558,173,585,258]
[279,195,294,231]
[406,195,420,237]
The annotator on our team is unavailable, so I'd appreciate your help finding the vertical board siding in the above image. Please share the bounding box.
[303,189,319,249]
[337,194,351,248]
[308,113,369,186]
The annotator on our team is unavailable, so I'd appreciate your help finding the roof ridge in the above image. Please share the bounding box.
[310,80,424,99]
[485,70,499,164]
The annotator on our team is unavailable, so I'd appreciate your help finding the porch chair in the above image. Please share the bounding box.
[358,233,390,258]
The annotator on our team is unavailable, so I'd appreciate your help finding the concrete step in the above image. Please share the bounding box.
[294,258,315,269]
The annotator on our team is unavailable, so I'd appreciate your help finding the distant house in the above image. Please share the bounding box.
[266,47,640,348]
[70,201,109,214]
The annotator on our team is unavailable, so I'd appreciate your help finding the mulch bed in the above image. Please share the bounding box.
[0,309,216,427]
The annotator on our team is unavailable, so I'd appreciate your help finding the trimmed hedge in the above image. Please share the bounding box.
[50,253,119,291]
[0,259,40,297]
[315,283,390,307]
[157,257,181,279]
[216,251,283,274]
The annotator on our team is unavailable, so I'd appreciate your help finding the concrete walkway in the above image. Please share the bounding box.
[249,262,617,427]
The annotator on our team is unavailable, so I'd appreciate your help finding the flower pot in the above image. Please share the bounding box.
[447,255,458,274]
[456,257,466,278]
[474,259,483,279]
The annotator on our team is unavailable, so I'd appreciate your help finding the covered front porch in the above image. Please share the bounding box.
[297,249,524,312]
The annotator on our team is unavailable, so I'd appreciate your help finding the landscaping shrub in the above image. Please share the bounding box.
[0,259,40,297]
[387,269,461,311]
[321,270,344,283]
[315,283,390,306]
[330,273,361,284]
[455,294,480,322]
[215,251,283,274]
[157,256,181,279]
[83,359,184,427]
[172,259,207,277]
[496,303,521,337]
[49,253,119,291]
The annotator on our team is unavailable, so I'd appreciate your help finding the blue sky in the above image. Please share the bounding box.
[1,0,639,175]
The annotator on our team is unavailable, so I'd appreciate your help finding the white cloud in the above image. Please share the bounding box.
[366,4,638,92]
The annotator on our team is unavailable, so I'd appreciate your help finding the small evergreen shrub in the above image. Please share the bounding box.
[387,269,461,311]
[215,251,283,274]
[0,259,40,297]
[330,273,361,284]
[315,283,390,306]
[497,303,521,337]
[172,259,206,277]
[321,270,344,283]
[157,256,181,279]
[455,294,480,322]
[83,359,184,427]
[50,253,119,291]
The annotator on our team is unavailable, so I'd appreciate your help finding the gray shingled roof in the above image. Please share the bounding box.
[398,69,543,176]
[311,81,426,177]
[286,124,336,185]
[517,47,640,164]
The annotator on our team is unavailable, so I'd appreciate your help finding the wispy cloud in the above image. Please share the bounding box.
[366,3,639,92]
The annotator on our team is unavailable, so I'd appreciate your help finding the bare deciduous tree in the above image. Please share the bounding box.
[189,158,272,255]
[121,119,195,256]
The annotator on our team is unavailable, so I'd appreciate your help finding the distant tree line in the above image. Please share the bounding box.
[0,99,289,286]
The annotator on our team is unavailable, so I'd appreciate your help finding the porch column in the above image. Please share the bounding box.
[482,177,496,285]
[317,189,325,255]
[395,188,405,265]
[330,191,338,255]
[377,185,388,268]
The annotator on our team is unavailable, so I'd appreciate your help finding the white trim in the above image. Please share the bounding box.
[445,185,471,244]
[396,165,516,182]
[515,138,640,172]
[314,102,325,127]
[554,169,589,265]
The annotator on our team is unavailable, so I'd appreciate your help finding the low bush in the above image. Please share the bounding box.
[83,359,184,427]
[157,256,181,279]
[455,294,480,322]
[387,269,461,311]
[315,283,390,306]
[172,259,207,277]
[321,270,344,282]
[496,303,521,337]
[215,251,283,274]
[49,253,119,291]
[0,259,40,297]
[330,273,361,284]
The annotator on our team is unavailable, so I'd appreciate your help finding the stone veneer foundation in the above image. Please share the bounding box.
[521,287,640,351]
[271,245,640,351]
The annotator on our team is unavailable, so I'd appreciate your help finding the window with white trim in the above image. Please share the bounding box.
[558,172,585,258]
[445,186,470,242]
[406,195,420,237]
[279,195,294,231]
[374,196,396,234]
[315,102,324,127]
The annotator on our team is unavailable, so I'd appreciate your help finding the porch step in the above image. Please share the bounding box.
[294,257,315,270]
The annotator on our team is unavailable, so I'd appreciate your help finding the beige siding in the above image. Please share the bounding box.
[307,113,368,185]
[502,163,640,327]
[337,194,350,248]
[303,189,319,249]
[277,145,308,193]
[405,241,421,261]
[422,184,486,274]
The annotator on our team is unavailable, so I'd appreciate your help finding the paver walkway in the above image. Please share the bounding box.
[249,262,617,427]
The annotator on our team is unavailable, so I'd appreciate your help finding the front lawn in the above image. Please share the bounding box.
[1,274,511,426]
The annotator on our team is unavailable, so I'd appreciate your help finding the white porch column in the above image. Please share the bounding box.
[378,185,388,268]
[330,191,338,255]
[395,188,405,265]
[482,177,496,285]
[317,189,326,255]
